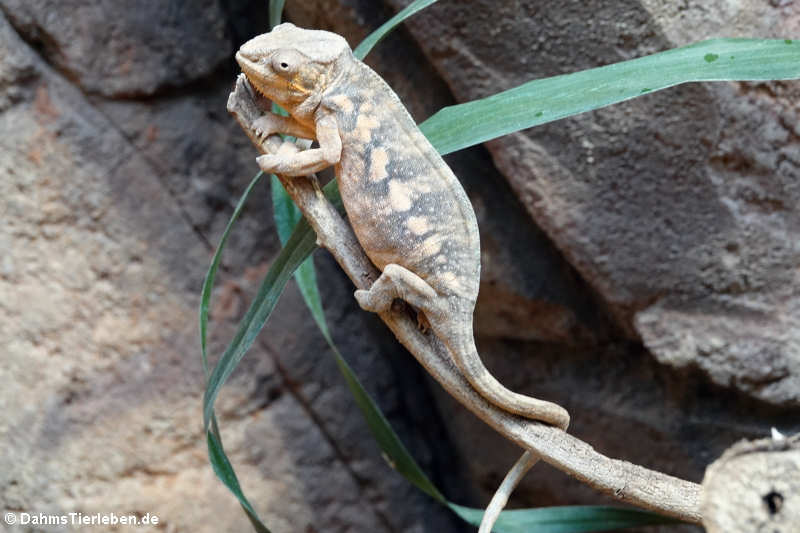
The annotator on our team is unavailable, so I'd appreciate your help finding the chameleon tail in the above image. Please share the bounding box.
[446,328,570,430]
[444,328,563,532]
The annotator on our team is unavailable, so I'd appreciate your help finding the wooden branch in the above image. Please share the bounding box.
[227,75,703,524]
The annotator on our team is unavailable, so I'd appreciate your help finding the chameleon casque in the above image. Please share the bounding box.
[235,23,569,431]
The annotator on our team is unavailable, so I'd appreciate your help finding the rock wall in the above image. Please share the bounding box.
[1,1,799,532]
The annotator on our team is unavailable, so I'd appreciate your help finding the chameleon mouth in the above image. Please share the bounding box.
[235,51,308,100]
[235,52,267,95]
[247,76,269,98]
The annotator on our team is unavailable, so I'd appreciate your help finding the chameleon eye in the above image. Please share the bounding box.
[271,49,302,78]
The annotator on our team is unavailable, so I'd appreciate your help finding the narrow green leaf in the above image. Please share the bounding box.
[270,175,300,244]
[202,179,342,431]
[332,337,448,502]
[268,176,430,496]
[268,0,286,30]
[200,171,264,377]
[421,38,800,155]
[353,0,439,60]
[271,174,329,335]
[449,504,681,533]
[271,187,445,500]
[199,0,287,519]
[202,217,318,430]
[198,169,273,531]
[208,432,272,533]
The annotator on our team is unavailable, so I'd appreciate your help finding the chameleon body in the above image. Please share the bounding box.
[235,23,569,430]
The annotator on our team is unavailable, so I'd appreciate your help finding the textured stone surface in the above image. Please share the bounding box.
[0,0,234,97]
[3,0,800,532]
[0,4,462,532]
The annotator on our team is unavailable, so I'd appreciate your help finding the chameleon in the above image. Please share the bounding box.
[234,22,569,431]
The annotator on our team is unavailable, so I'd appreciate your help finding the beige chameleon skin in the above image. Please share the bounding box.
[235,23,569,430]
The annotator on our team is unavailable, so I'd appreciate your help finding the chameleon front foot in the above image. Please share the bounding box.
[255,139,304,174]
[251,114,284,143]
[256,153,285,174]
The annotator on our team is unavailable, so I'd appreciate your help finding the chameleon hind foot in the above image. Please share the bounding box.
[355,264,440,316]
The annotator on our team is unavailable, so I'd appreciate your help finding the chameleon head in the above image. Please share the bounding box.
[236,23,351,115]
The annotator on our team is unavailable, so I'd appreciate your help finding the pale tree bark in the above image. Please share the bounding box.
[702,432,799,532]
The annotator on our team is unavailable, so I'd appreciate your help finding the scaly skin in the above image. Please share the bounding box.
[235,23,569,430]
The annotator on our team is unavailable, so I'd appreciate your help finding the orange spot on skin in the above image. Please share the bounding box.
[27,145,43,166]
[439,271,460,289]
[354,114,379,143]
[369,148,389,182]
[330,94,354,113]
[406,216,429,235]
[388,180,412,211]
[420,235,443,256]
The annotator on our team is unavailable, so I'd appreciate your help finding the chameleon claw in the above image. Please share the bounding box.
[416,311,431,334]
[353,289,373,311]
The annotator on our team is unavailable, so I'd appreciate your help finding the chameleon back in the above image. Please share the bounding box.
[322,59,481,305]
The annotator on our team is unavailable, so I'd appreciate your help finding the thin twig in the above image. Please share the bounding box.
[479,450,540,532]
[227,76,703,524]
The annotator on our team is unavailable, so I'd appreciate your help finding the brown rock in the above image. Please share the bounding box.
[0,0,233,97]
[0,5,460,532]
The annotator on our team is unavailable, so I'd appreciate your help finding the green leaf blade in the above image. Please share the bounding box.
[449,504,682,533]
[200,171,265,377]
[207,431,272,533]
[328,342,447,503]
[202,218,318,430]
[422,38,800,155]
[270,174,301,244]
[268,0,286,29]
[270,173,331,336]
[353,0,439,60]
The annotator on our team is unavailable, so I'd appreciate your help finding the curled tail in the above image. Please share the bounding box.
[445,327,570,430]
[443,327,568,532]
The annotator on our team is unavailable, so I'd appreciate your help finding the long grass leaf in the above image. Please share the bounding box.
[268,0,286,30]
[199,169,271,529]
[271,174,328,335]
[353,0,439,60]
[202,218,317,430]
[422,38,800,155]
[200,171,264,377]
[208,432,272,532]
[271,183,446,501]
[203,178,341,430]
[332,339,447,502]
[450,504,681,533]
